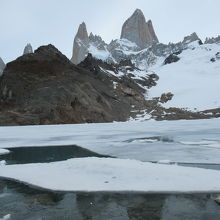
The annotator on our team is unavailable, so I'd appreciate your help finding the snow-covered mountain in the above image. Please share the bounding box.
[71,9,220,114]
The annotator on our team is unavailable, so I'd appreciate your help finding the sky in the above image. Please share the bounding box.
[1,0,220,63]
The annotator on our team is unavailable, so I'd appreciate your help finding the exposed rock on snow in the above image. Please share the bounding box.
[23,43,33,55]
[164,54,180,65]
[159,93,174,103]
[120,9,159,48]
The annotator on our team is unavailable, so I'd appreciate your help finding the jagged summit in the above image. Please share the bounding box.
[23,43,33,55]
[71,22,89,64]
[182,32,201,44]
[71,9,160,64]
[120,9,159,48]
[133,8,144,16]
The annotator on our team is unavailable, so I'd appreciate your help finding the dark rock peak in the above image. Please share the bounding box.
[23,43,33,55]
[7,44,73,77]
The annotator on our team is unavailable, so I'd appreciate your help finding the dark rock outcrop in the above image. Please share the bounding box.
[164,54,180,65]
[160,93,174,103]
[0,45,156,126]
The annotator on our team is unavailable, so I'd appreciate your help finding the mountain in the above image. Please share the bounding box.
[71,22,89,64]
[0,9,219,125]
[0,45,160,125]
[23,43,33,54]
[70,9,220,120]
[120,9,158,48]
[0,57,5,75]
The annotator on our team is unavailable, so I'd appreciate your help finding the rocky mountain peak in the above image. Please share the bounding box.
[23,43,33,55]
[71,22,89,64]
[75,22,89,43]
[120,9,159,49]
[133,8,145,16]
[182,32,201,44]
[0,57,5,75]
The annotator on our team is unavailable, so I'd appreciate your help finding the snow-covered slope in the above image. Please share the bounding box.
[149,42,220,110]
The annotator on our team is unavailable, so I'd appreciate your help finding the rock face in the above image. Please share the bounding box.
[205,35,220,44]
[71,9,159,64]
[23,43,33,55]
[0,57,5,75]
[182,32,201,44]
[0,45,157,126]
[71,22,89,64]
[120,9,159,48]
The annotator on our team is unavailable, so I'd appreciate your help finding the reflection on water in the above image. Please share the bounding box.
[0,180,220,220]
[0,145,109,165]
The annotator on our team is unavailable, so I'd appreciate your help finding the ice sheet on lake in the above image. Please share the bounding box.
[1,157,220,192]
[0,119,220,163]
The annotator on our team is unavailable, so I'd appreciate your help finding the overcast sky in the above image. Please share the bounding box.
[1,0,220,63]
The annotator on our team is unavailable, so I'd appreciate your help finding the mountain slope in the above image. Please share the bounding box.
[0,45,157,125]
[149,42,220,111]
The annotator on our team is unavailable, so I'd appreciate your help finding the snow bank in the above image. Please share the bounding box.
[1,157,220,192]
